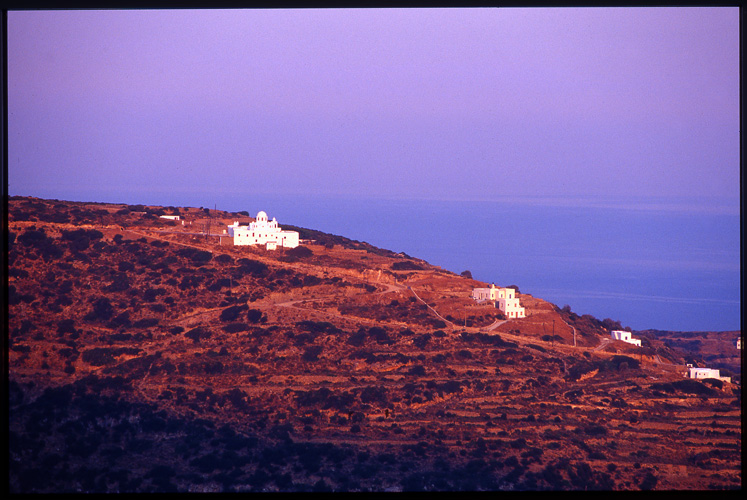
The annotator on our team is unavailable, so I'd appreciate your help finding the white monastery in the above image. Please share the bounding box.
[471,284,526,319]
[610,330,642,347]
[227,211,299,250]
[688,366,731,383]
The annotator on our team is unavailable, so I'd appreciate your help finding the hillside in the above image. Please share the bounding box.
[7,196,741,492]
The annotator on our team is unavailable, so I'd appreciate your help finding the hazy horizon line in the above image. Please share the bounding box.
[9,188,741,217]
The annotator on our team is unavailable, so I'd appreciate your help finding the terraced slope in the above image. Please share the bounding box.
[7,196,741,492]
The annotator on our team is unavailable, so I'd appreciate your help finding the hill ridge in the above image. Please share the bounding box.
[7,195,741,492]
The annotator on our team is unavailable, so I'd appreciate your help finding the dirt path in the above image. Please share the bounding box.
[124,229,221,254]
[593,337,612,351]
[375,282,407,295]
[407,286,456,328]
[485,319,508,331]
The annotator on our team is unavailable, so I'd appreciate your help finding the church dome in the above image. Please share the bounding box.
[256,211,268,222]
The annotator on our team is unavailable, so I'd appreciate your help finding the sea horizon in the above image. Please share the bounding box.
[9,188,741,333]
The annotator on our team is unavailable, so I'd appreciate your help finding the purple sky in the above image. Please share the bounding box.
[7,7,740,206]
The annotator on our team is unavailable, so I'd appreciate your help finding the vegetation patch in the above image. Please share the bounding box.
[82,347,141,366]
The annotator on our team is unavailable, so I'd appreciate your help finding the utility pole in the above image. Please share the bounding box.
[205,210,212,241]
[551,320,555,348]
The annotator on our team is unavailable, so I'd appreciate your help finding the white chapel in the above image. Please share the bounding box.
[227,211,299,250]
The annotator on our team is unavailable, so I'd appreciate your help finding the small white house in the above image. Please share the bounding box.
[610,330,641,347]
[688,366,731,383]
[471,284,525,319]
[227,211,299,249]
[159,215,181,221]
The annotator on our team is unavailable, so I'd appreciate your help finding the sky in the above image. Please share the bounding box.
[7,7,741,207]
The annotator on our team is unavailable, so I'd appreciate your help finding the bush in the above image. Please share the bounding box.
[177,247,212,264]
[413,333,431,349]
[408,365,426,376]
[286,245,313,259]
[510,438,527,449]
[391,260,423,271]
[293,332,316,347]
[220,304,248,322]
[606,355,640,371]
[368,327,392,345]
[701,378,723,390]
[246,309,263,323]
[57,319,76,335]
[565,359,597,381]
[225,388,249,410]
[302,345,324,362]
[214,253,233,264]
[223,323,249,333]
[347,330,366,347]
[438,380,463,394]
[105,273,131,293]
[235,258,268,278]
[133,318,159,328]
[185,327,211,343]
[62,228,103,244]
[84,298,115,322]
[178,276,204,290]
[583,425,608,437]
[17,228,64,261]
[639,471,658,490]
[360,386,388,405]
[296,320,340,334]
[601,318,623,331]
[207,278,232,291]
[143,287,166,302]
[17,228,48,246]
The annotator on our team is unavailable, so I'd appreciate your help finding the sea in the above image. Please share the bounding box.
[20,189,742,333]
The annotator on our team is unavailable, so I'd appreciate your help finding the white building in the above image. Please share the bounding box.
[227,211,299,250]
[159,215,181,220]
[471,284,526,319]
[688,366,731,383]
[610,330,642,347]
